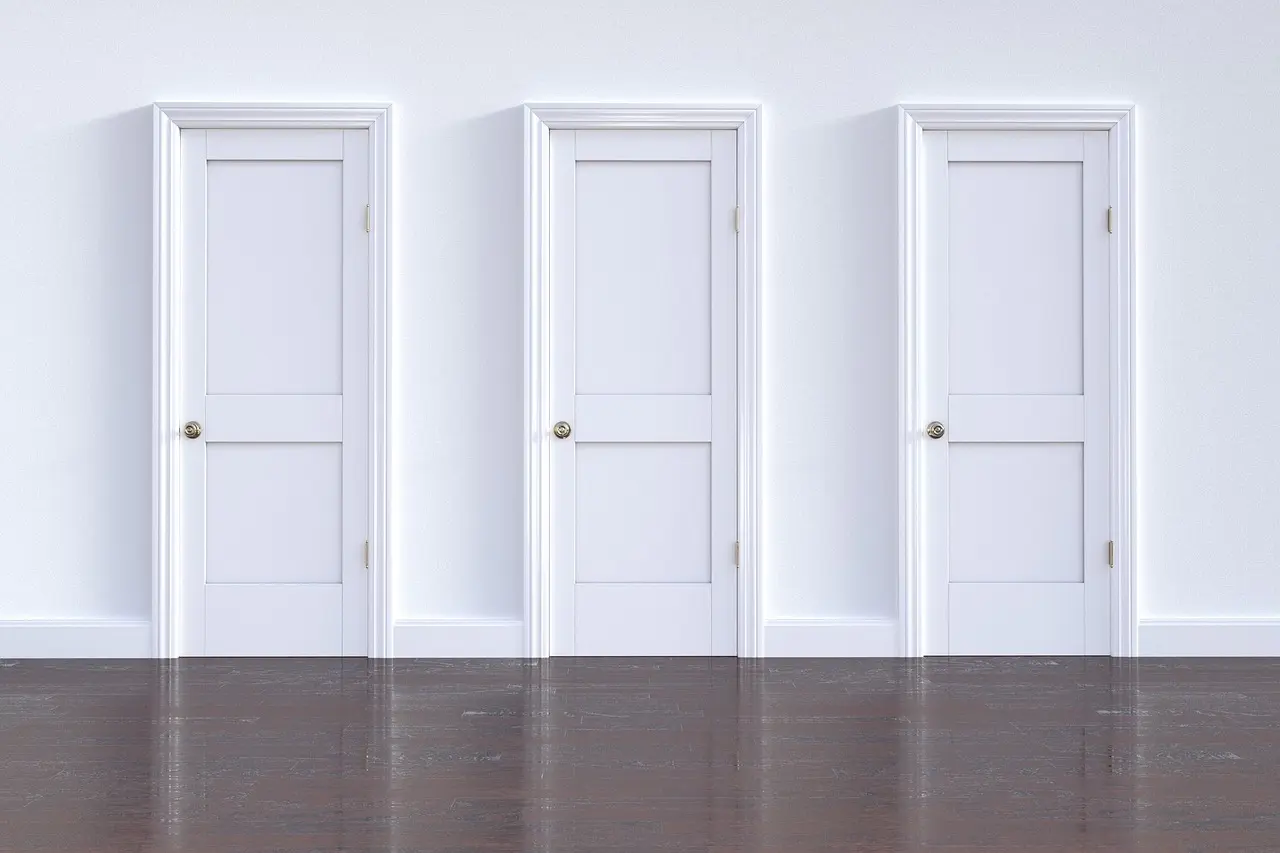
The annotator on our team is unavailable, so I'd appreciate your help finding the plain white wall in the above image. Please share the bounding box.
[1,0,1277,632]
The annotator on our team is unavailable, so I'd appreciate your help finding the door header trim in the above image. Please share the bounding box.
[897,104,1136,657]
[523,104,763,657]
[152,103,393,658]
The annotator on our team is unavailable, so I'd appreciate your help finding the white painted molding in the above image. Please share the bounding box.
[523,104,762,658]
[763,619,898,657]
[152,103,391,128]
[1139,619,1280,657]
[0,620,152,659]
[393,619,524,658]
[152,103,393,658]
[897,104,1133,130]
[898,104,1137,657]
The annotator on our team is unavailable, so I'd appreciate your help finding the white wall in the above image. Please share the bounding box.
[2,0,1279,655]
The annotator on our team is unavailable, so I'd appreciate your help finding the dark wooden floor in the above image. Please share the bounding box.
[1,658,1278,851]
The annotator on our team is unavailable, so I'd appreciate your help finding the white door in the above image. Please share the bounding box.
[549,128,738,656]
[179,128,369,656]
[922,129,1111,655]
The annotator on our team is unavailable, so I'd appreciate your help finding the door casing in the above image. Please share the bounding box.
[152,103,392,659]
[898,104,1136,657]
[524,104,763,658]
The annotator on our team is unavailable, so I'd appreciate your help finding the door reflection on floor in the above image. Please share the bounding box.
[904,657,1136,849]
[527,657,760,851]
[158,659,398,852]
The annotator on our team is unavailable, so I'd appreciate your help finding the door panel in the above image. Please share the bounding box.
[949,160,1084,395]
[180,127,369,656]
[574,160,713,395]
[923,129,1110,655]
[948,442,1084,584]
[205,159,344,396]
[550,128,738,656]
[205,443,343,584]
[575,443,712,584]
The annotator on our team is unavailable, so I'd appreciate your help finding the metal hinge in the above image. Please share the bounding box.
[365,205,371,233]
[734,540,740,568]
[364,539,370,569]
[734,206,741,234]
[1106,206,1113,234]
[1107,540,1115,568]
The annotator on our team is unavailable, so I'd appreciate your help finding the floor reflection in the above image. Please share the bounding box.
[1,657,1278,851]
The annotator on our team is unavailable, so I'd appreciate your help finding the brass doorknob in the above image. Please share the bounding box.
[926,421,945,440]
[553,421,572,439]
[183,421,203,439]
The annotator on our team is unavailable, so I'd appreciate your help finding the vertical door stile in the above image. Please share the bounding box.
[179,129,209,655]
[549,129,578,656]
[921,130,950,656]
[342,128,371,656]
[710,129,738,656]
[1082,130,1111,655]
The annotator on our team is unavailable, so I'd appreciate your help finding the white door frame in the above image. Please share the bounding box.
[898,104,1136,656]
[152,103,393,658]
[523,104,762,657]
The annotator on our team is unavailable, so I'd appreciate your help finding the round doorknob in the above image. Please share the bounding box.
[926,421,945,440]
[553,421,572,439]
[183,421,203,439]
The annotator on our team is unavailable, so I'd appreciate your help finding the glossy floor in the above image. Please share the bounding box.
[1,658,1278,851]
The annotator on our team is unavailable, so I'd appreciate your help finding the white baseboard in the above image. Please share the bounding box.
[392,619,524,657]
[0,620,152,658]
[762,618,898,657]
[1139,618,1280,656]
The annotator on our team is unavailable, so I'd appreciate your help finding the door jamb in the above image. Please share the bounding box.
[897,104,1136,656]
[152,102,393,658]
[523,103,763,657]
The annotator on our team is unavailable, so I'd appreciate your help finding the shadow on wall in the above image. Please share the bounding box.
[92,106,154,617]
[840,105,899,435]
[394,106,527,618]
[763,105,901,618]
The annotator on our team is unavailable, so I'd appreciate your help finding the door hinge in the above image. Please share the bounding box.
[734,540,740,568]
[1107,540,1115,568]
[365,204,371,233]
[734,206,741,234]
[364,539,370,569]
[1106,206,1113,234]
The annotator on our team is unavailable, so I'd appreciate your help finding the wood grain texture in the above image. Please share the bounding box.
[1,657,1277,851]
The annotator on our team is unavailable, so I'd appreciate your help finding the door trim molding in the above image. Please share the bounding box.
[152,103,393,658]
[523,103,763,657]
[898,104,1136,656]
